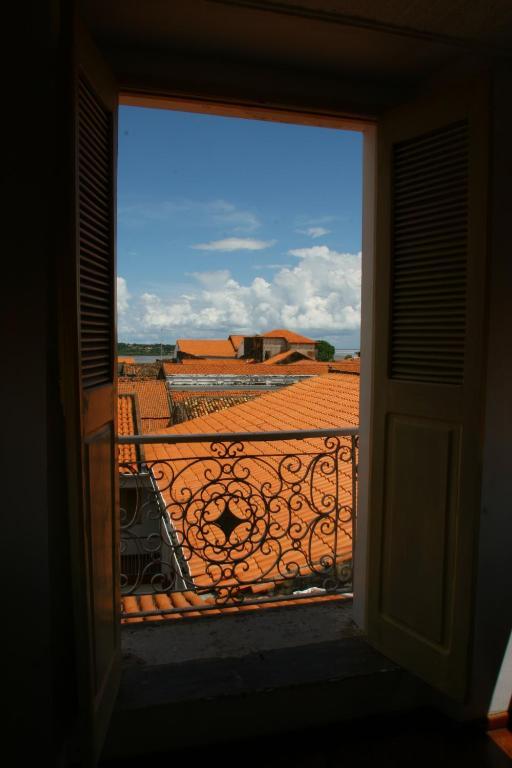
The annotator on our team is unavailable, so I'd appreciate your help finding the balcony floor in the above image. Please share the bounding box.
[104,599,428,759]
[121,594,358,666]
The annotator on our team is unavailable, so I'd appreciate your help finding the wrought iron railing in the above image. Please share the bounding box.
[118,428,358,619]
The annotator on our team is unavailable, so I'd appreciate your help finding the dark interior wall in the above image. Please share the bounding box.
[3,2,77,763]
[6,5,509,762]
[465,64,512,719]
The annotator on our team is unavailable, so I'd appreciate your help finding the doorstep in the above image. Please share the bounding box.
[103,599,427,759]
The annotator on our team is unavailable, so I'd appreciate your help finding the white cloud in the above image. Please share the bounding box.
[252,263,292,270]
[118,198,260,233]
[208,200,260,233]
[118,247,361,344]
[298,226,330,238]
[117,276,131,314]
[191,238,276,252]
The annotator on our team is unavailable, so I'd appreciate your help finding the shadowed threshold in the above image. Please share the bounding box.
[101,709,512,767]
[104,601,511,765]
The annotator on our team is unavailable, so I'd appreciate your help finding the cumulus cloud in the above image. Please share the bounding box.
[118,247,361,343]
[191,238,276,252]
[117,276,131,313]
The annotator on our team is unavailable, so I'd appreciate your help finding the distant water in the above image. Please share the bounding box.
[127,355,173,363]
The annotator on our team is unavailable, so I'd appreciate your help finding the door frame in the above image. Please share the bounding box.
[117,90,377,629]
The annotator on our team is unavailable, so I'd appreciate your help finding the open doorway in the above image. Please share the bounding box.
[115,102,373,641]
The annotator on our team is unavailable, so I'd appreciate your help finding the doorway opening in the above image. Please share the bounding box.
[115,99,374,641]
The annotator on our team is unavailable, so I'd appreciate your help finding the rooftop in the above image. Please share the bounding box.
[170,390,264,423]
[262,329,316,344]
[162,359,346,376]
[118,393,139,469]
[142,374,359,593]
[118,378,172,433]
[160,373,359,434]
[121,361,163,379]
[262,350,313,365]
[228,334,244,352]
[176,339,238,358]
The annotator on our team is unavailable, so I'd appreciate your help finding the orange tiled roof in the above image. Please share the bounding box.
[163,373,359,434]
[262,349,313,365]
[118,356,135,363]
[163,360,333,376]
[177,339,237,358]
[179,358,256,366]
[121,591,348,622]
[118,378,171,432]
[117,394,138,469]
[143,417,174,433]
[262,329,315,344]
[121,362,162,379]
[170,389,264,403]
[229,334,244,352]
[170,390,264,423]
[328,358,360,373]
[145,375,359,592]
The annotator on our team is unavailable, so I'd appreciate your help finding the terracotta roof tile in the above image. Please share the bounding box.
[228,334,244,352]
[170,390,264,423]
[328,358,360,373]
[170,389,264,403]
[118,356,135,363]
[142,418,173,433]
[262,329,315,344]
[121,591,349,621]
[262,349,313,364]
[163,360,335,376]
[177,339,237,358]
[144,375,359,593]
[117,394,138,469]
[118,379,172,430]
[121,362,163,379]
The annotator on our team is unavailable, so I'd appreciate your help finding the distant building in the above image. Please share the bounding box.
[243,329,317,362]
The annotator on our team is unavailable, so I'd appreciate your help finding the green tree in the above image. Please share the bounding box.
[316,340,335,362]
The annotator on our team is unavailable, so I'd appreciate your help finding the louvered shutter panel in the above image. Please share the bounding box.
[59,19,120,764]
[78,75,114,388]
[367,81,488,699]
[391,121,468,385]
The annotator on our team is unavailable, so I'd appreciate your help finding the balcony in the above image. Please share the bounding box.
[118,428,358,621]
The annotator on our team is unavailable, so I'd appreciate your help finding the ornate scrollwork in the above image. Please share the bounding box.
[119,433,358,611]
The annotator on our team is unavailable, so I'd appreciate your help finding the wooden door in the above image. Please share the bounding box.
[366,77,489,699]
[59,17,120,764]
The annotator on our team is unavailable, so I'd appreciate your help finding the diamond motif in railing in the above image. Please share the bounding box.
[214,502,244,542]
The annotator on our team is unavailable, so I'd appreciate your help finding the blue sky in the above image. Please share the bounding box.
[117,106,363,349]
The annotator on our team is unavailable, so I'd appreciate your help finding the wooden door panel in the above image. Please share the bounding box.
[59,15,120,764]
[381,416,459,647]
[85,425,118,696]
[367,78,489,699]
